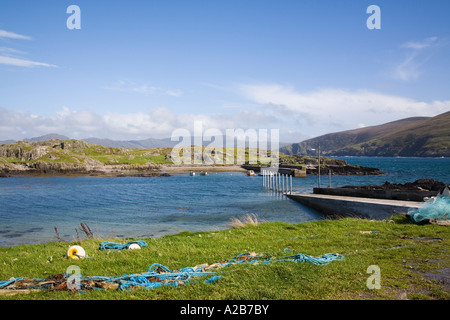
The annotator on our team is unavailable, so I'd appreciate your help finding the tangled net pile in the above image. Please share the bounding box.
[0,251,344,292]
[409,194,450,224]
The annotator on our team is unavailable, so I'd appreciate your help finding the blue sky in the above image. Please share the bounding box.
[0,0,449,142]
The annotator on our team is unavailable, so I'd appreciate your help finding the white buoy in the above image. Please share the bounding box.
[128,243,141,250]
[66,245,86,260]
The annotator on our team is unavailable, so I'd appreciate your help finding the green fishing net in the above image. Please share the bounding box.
[409,191,450,223]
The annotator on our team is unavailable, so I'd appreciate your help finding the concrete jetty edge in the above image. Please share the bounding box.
[287,193,422,220]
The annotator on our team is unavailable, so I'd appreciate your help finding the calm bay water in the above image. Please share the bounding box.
[0,157,449,247]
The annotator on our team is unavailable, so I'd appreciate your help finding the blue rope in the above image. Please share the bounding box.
[98,240,148,251]
[279,253,345,265]
[0,251,344,291]
[0,278,22,289]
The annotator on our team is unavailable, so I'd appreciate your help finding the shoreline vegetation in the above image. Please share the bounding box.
[0,139,383,177]
[0,214,448,300]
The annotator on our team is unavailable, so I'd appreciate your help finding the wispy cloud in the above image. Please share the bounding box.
[394,36,438,81]
[104,80,182,97]
[401,36,438,50]
[0,47,27,55]
[0,56,57,68]
[0,29,32,40]
[0,29,56,68]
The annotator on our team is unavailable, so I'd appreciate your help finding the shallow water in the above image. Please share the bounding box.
[0,157,449,247]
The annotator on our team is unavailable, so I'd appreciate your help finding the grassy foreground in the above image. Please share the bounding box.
[0,215,448,300]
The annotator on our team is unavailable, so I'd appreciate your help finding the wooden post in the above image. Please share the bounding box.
[318,144,321,188]
[290,175,292,194]
[328,169,331,188]
[264,170,266,188]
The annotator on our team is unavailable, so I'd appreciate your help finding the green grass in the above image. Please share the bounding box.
[1,215,448,300]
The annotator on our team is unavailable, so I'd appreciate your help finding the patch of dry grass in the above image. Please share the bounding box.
[229,213,262,228]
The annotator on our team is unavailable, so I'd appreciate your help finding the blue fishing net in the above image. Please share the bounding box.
[409,196,450,223]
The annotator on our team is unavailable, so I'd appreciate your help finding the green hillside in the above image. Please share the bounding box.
[281,111,450,157]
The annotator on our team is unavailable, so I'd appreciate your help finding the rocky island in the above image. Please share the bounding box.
[277,154,383,175]
[0,139,384,177]
[0,139,166,177]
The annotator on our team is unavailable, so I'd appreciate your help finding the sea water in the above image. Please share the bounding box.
[0,157,449,247]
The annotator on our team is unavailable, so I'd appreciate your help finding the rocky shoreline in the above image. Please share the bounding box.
[306,164,383,175]
[313,179,449,202]
[0,160,167,178]
[279,155,384,176]
[0,162,249,178]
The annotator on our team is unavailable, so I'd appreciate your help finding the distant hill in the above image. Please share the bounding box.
[0,139,15,145]
[281,111,450,157]
[1,134,178,149]
[25,133,71,142]
[2,134,290,150]
[0,134,71,146]
[82,137,178,149]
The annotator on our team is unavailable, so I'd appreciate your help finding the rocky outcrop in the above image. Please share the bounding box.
[277,154,384,175]
[0,161,164,177]
[306,164,383,175]
[0,140,165,177]
[313,179,448,201]
[361,179,447,192]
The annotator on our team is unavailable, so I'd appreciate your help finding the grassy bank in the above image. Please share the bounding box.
[0,215,448,300]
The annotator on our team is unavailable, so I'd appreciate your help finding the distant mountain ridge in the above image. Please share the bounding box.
[25,133,71,142]
[82,137,178,149]
[280,111,450,157]
[1,134,291,149]
[0,134,178,149]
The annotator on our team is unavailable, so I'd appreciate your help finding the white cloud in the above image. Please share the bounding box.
[394,36,439,81]
[0,29,32,40]
[0,47,27,55]
[401,37,437,50]
[0,56,57,68]
[1,85,449,142]
[238,84,450,135]
[0,105,276,141]
[0,29,56,68]
[395,54,420,81]
[104,80,182,97]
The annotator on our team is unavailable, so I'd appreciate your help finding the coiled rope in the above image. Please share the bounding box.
[98,240,148,251]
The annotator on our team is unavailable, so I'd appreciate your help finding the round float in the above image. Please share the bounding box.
[128,243,141,250]
[66,245,86,259]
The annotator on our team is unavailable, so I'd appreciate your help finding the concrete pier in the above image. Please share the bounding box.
[242,165,306,177]
[313,187,437,202]
[287,193,422,220]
